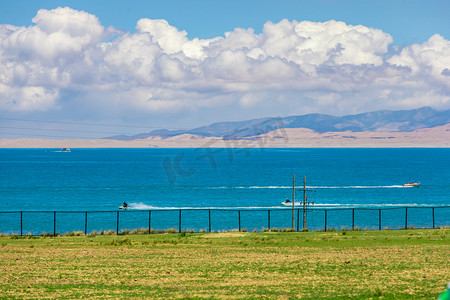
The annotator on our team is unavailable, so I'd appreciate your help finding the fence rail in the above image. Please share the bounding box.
[1,206,449,236]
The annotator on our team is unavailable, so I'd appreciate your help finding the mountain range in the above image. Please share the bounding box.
[109,107,450,140]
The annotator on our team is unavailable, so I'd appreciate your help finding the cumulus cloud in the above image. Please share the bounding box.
[0,7,449,119]
[0,7,106,111]
[136,18,219,60]
[1,7,103,65]
[255,19,393,74]
[388,34,450,89]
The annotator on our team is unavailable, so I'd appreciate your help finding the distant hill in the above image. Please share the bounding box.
[108,107,450,140]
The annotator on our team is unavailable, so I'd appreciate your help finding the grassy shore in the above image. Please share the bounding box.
[1,229,449,299]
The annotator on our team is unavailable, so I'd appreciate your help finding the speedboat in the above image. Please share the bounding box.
[402,182,421,187]
[60,148,71,152]
[281,200,314,206]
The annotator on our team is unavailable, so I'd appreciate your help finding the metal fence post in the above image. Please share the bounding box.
[432,207,435,229]
[85,212,88,235]
[20,211,23,236]
[352,208,355,230]
[208,209,211,233]
[116,211,119,234]
[179,209,182,233]
[324,210,327,231]
[405,207,408,229]
[238,210,241,232]
[379,209,382,231]
[148,210,151,234]
[297,208,300,232]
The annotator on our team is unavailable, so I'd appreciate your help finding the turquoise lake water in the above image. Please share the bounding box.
[0,148,449,233]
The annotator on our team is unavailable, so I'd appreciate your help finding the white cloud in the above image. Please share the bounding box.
[240,93,260,107]
[0,7,105,111]
[0,83,59,111]
[203,50,252,81]
[0,7,449,123]
[136,19,188,55]
[259,20,392,70]
[102,32,162,85]
[2,7,103,65]
[136,18,219,60]
[388,34,450,87]
[208,28,259,57]
[394,90,450,108]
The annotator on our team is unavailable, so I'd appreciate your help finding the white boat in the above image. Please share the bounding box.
[281,200,314,206]
[60,148,71,152]
[402,182,421,187]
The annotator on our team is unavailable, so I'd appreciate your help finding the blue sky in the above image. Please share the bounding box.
[0,0,449,138]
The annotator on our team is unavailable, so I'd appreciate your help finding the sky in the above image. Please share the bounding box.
[0,0,449,138]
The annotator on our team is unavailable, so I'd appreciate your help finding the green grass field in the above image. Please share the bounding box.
[1,229,449,299]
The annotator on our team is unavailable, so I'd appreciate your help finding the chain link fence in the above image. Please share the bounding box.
[1,206,449,236]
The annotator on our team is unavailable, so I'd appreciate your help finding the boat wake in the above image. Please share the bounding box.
[314,185,406,189]
[127,202,447,210]
[129,203,288,210]
[129,203,164,210]
[310,203,444,208]
[208,185,408,189]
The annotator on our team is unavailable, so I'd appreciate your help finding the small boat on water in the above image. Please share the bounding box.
[281,200,314,206]
[119,202,130,209]
[60,148,71,152]
[402,182,421,187]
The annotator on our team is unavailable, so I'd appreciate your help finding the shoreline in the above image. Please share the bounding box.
[1,125,449,148]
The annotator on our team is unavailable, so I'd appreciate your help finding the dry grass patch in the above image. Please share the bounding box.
[0,229,448,299]
[202,232,250,238]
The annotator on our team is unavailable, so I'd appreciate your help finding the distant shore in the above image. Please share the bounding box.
[1,125,449,148]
